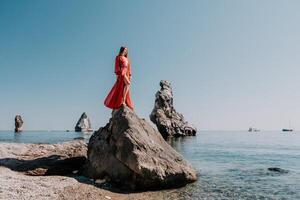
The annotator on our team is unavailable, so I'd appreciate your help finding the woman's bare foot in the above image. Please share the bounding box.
[122,100,126,106]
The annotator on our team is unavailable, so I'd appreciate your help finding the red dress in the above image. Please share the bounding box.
[104,55,134,110]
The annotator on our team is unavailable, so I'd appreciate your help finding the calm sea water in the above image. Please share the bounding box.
[0,130,299,199]
[0,130,91,144]
[165,131,300,200]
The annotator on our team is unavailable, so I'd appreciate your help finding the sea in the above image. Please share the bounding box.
[0,130,299,200]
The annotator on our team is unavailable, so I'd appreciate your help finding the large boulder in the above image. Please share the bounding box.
[150,80,197,138]
[75,112,93,132]
[87,105,197,190]
[14,115,23,133]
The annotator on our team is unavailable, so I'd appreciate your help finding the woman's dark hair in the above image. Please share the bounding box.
[119,46,128,57]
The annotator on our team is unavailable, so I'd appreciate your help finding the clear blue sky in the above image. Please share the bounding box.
[1,0,300,130]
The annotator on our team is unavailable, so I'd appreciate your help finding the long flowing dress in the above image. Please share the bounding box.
[104,55,134,110]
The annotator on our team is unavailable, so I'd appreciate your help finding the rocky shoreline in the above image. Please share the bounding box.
[0,141,186,200]
[0,105,198,200]
[0,84,199,199]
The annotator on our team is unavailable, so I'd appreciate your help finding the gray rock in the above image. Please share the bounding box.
[87,105,197,190]
[75,112,93,132]
[150,80,197,138]
[268,167,289,174]
[73,137,85,140]
[14,115,23,133]
[0,140,87,176]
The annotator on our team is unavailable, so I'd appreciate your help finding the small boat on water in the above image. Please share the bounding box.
[282,120,294,132]
[282,128,293,132]
[248,127,260,132]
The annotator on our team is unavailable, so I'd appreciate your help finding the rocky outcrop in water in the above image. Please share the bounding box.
[150,80,197,138]
[14,115,23,133]
[268,167,289,174]
[75,112,93,132]
[87,105,197,190]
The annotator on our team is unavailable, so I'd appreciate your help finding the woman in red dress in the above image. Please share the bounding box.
[104,47,133,111]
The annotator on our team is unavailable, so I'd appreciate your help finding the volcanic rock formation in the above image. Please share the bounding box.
[150,80,197,138]
[14,115,23,133]
[75,112,93,132]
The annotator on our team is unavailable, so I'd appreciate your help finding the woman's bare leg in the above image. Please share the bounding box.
[122,84,130,105]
